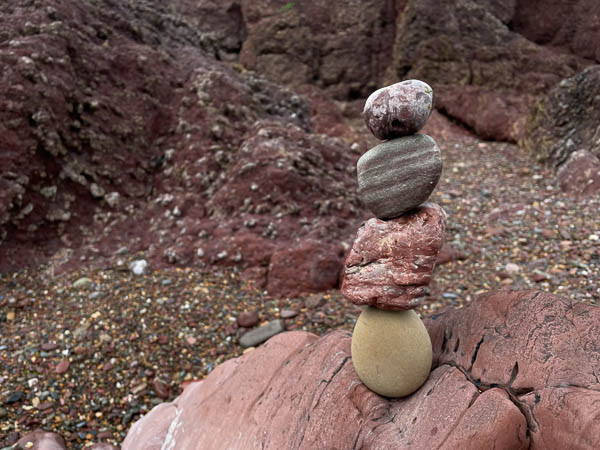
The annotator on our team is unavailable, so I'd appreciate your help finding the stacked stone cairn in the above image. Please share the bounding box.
[341,80,446,398]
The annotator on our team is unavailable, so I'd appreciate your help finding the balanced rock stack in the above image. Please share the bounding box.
[342,80,446,398]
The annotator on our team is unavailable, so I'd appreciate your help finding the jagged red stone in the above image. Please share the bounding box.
[341,202,446,310]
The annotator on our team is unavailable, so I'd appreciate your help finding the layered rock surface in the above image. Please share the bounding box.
[522,65,600,167]
[389,0,592,142]
[341,203,446,310]
[123,290,600,449]
[521,65,600,197]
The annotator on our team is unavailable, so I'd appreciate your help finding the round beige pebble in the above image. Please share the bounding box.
[351,307,432,397]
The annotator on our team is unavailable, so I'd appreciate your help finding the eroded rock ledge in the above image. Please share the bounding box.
[122,290,600,449]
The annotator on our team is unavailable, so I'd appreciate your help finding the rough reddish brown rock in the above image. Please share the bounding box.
[239,0,397,99]
[123,290,600,449]
[435,87,534,142]
[182,1,597,143]
[0,0,366,299]
[341,203,446,310]
[522,65,600,167]
[425,290,600,449]
[391,0,592,142]
[267,241,345,297]
[363,79,433,139]
[556,150,600,198]
[512,0,600,63]
[122,331,527,450]
[237,310,259,328]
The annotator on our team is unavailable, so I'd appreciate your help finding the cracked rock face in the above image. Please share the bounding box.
[122,290,598,449]
[341,202,446,310]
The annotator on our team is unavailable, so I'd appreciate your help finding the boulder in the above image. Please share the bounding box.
[341,203,447,310]
[556,150,600,198]
[522,65,600,167]
[123,290,600,449]
[267,241,345,297]
[435,87,533,142]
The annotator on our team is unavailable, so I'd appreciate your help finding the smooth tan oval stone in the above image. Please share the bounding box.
[351,307,432,397]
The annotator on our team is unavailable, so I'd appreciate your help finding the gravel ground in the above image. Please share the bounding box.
[1,134,599,448]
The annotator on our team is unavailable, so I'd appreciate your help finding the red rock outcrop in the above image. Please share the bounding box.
[391,0,592,142]
[177,0,597,143]
[512,0,600,63]
[521,65,600,197]
[238,0,397,99]
[123,290,600,449]
[0,0,365,297]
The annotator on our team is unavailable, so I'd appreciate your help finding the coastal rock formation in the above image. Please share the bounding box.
[181,0,596,142]
[122,290,600,449]
[0,0,364,298]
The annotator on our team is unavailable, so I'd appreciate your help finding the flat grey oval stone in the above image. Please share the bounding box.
[357,135,442,219]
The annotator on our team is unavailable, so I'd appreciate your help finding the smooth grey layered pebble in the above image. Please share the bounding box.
[239,319,286,348]
[363,79,433,140]
[357,134,442,219]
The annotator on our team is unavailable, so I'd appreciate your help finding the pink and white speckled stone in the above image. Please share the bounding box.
[341,202,446,310]
[363,80,433,140]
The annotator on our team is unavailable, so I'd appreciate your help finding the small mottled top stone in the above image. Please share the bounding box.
[363,80,433,140]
